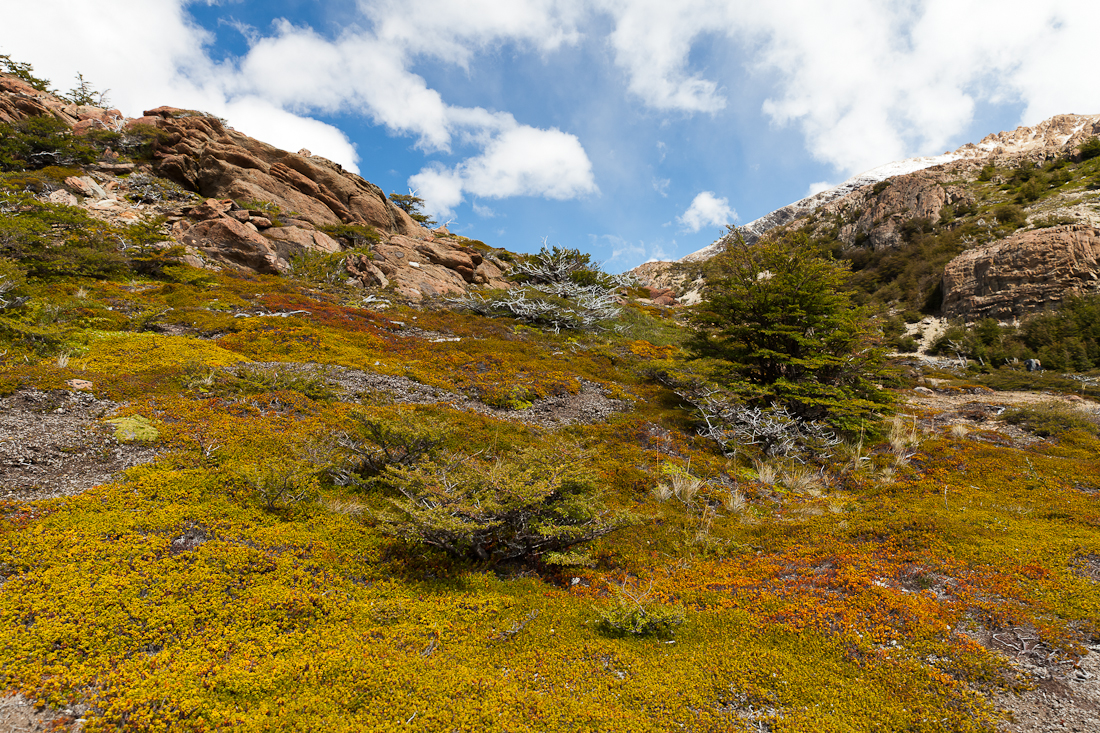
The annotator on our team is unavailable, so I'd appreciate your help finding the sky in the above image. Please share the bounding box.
[2,0,1098,272]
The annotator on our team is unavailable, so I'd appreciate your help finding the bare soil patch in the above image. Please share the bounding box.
[252,362,629,428]
[0,389,158,503]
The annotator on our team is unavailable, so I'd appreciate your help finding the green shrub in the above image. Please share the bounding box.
[61,72,110,107]
[598,582,685,639]
[125,173,198,204]
[0,257,27,309]
[977,164,996,182]
[1032,214,1076,229]
[188,363,337,402]
[375,443,627,566]
[1017,178,1043,202]
[0,116,96,171]
[317,223,380,247]
[688,229,892,429]
[0,54,51,92]
[289,249,353,286]
[236,461,320,511]
[1078,137,1100,161]
[389,192,437,227]
[992,203,1027,229]
[330,413,445,483]
[976,369,1100,399]
[0,194,129,279]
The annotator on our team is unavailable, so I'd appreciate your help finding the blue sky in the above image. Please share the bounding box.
[3,1,1099,271]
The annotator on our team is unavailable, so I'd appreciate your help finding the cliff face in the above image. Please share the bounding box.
[0,74,510,299]
[941,225,1100,319]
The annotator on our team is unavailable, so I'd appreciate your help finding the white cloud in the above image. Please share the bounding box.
[0,0,364,172]
[678,192,736,233]
[599,1,1100,174]
[410,123,598,216]
[472,203,496,218]
[220,98,361,173]
[6,0,1100,212]
[591,234,668,271]
[805,181,835,197]
[652,178,670,197]
[602,0,729,113]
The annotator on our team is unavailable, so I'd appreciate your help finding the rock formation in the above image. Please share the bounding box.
[942,225,1100,319]
[634,113,1100,321]
[139,107,422,237]
[0,73,511,300]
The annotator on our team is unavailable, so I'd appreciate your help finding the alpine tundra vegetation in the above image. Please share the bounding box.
[0,57,1099,733]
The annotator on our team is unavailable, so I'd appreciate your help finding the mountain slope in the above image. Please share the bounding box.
[1,62,1100,733]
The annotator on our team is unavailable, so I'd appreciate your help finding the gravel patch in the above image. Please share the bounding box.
[0,389,158,502]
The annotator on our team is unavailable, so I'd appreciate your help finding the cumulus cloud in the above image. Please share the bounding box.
[598,0,1100,173]
[805,181,835,197]
[678,192,736,233]
[0,0,364,172]
[409,123,598,216]
[591,234,669,271]
[5,0,1100,214]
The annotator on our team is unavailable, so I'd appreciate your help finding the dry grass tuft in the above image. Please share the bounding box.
[723,488,746,513]
[782,465,825,496]
[753,459,778,485]
[949,424,969,439]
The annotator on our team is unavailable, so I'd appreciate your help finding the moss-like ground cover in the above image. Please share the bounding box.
[1,268,1099,731]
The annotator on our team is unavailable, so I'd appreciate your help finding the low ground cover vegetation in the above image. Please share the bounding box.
[0,81,1097,728]
[0,227,1097,731]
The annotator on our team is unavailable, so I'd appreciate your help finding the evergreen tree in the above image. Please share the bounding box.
[687,228,891,429]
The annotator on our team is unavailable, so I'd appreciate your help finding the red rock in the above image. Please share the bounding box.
[345,254,389,288]
[263,226,341,261]
[188,198,234,220]
[180,218,284,274]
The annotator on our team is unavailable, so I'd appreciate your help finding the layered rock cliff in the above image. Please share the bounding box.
[942,225,1100,319]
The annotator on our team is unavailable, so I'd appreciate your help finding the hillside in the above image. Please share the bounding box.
[1,65,1100,733]
[647,114,1100,326]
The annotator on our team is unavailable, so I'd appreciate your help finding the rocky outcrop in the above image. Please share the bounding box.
[142,107,423,238]
[676,113,1100,264]
[0,72,513,299]
[844,173,974,250]
[942,225,1100,319]
[0,75,125,131]
[366,236,509,300]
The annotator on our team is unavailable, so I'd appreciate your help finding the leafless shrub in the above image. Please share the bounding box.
[449,244,632,332]
[237,462,318,510]
[680,386,841,459]
[453,285,622,332]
